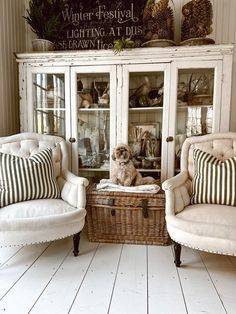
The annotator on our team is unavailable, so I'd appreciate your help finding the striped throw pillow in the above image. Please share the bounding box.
[0,148,60,208]
[191,149,236,206]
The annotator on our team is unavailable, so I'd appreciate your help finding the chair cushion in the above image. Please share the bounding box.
[0,199,86,246]
[171,204,236,241]
[191,149,236,206]
[0,148,60,208]
[0,199,86,230]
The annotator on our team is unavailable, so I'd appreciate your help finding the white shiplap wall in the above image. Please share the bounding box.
[0,0,26,136]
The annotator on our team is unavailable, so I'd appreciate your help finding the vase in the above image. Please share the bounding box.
[32,39,55,52]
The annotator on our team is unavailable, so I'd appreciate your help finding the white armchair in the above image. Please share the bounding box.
[0,133,89,256]
[162,133,236,266]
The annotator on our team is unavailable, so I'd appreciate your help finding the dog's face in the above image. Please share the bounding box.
[112,144,132,163]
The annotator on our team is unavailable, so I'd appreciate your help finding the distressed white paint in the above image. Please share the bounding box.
[16,45,233,180]
[0,0,235,137]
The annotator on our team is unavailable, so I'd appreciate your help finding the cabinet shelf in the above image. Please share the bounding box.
[177,104,213,109]
[78,108,110,112]
[129,107,163,111]
[79,168,109,172]
[35,108,66,111]
[138,168,161,173]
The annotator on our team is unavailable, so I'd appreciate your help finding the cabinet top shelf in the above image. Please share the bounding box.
[15,44,234,65]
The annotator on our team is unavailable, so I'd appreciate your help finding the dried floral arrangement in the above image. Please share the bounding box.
[181,0,213,42]
[143,0,174,43]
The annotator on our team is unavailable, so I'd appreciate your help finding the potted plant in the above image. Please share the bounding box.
[24,0,66,51]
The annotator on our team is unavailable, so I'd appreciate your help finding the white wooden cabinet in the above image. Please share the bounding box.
[16,44,233,182]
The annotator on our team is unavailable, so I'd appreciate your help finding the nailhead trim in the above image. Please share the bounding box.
[0,231,82,248]
[171,238,236,256]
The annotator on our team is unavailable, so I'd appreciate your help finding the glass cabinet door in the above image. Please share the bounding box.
[27,67,70,138]
[168,61,222,178]
[121,64,170,182]
[71,66,116,180]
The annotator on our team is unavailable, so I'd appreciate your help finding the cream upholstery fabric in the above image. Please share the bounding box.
[0,133,89,247]
[162,132,236,256]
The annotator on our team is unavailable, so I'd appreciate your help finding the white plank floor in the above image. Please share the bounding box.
[1,234,236,314]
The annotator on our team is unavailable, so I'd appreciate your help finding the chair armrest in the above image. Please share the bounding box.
[162,171,188,191]
[162,171,190,215]
[57,170,89,209]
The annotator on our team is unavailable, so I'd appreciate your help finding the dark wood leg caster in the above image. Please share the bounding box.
[173,242,182,267]
[73,232,81,257]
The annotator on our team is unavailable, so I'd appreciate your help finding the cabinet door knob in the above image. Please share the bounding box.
[166,136,174,142]
[69,137,76,143]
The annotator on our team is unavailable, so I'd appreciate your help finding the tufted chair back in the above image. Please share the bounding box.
[0,133,69,178]
[181,132,236,180]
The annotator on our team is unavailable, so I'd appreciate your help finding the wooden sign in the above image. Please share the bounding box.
[56,0,147,50]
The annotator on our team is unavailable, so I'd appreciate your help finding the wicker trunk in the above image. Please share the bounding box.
[86,184,170,245]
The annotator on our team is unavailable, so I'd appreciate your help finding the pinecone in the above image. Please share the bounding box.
[182,2,193,17]
[181,0,213,41]
[143,0,174,41]
[143,4,154,22]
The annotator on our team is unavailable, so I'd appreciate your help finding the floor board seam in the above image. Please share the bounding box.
[171,244,189,314]
[0,242,52,302]
[28,245,73,313]
[68,243,100,313]
[0,247,23,269]
[107,244,124,314]
[199,252,228,314]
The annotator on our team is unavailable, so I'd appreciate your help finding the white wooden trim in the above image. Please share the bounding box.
[19,62,27,132]
[167,60,224,178]
[15,45,234,65]
[212,61,223,132]
[70,65,116,175]
[70,67,79,174]
[161,63,171,181]
[220,54,234,132]
[26,66,70,134]
[167,64,178,179]
[116,64,123,144]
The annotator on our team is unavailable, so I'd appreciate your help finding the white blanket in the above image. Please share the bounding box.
[96,179,160,194]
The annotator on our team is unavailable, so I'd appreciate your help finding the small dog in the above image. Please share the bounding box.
[111,144,156,186]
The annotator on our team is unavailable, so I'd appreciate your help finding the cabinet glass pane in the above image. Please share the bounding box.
[128,72,164,180]
[77,73,110,181]
[33,73,65,137]
[175,68,214,171]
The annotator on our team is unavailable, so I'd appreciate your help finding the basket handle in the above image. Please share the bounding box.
[142,199,148,218]
[108,198,116,216]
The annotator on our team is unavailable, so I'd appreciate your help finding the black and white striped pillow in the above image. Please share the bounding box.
[0,148,60,208]
[191,149,236,206]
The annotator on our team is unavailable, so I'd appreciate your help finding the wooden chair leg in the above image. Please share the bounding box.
[173,242,182,267]
[73,232,81,257]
